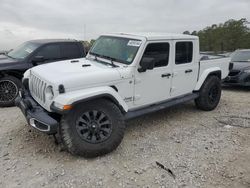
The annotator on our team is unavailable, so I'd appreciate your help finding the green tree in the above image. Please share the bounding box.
[187,18,250,53]
[90,39,96,47]
[183,31,191,35]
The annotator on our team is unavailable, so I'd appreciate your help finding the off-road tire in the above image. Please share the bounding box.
[0,76,22,107]
[60,99,125,158]
[195,75,221,111]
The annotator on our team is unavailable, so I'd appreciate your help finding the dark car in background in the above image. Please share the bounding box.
[0,51,7,55]
[224,49,250,87]
[0,39,86,107]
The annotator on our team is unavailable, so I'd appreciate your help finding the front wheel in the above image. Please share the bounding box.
[195,76,222,111]
[60,99,125,158]
[0,76,22,107]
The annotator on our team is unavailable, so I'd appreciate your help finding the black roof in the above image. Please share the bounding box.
[28,39,78,44]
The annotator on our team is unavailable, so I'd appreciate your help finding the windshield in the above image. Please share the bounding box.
[89,36,141,65]
[7,42,40,60]
[231,51,250,62]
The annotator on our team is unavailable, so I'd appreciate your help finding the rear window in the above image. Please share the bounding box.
[175,42,193,64]
[61,43,82,59]
[36,44,61,60]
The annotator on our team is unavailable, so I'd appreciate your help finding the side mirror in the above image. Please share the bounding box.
[138,57,155,73]
[32,56,45,64]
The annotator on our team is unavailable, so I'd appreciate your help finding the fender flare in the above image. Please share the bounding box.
[53,86,128,113]
[194,67,222,91]
[0,70,23,79]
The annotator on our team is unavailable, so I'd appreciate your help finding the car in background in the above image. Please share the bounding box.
[0,50,8,55]
[0,39,86,107]
[224,49,250,86]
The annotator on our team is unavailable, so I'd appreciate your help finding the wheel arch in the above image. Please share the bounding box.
[72,94,127,114]
[53,86,129,114]
[0,70,23,80]
[207,70,221,79]
[194,68,222,91]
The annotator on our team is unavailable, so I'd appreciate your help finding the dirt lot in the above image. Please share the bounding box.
[0,87,250,188]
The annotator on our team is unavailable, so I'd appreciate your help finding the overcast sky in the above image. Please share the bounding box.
[0,0,249,50]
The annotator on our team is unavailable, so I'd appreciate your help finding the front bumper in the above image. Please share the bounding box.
[15,90,59,134]
[223,72,250,86]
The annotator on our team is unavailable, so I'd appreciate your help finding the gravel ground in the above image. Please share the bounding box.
[0,86,250,188]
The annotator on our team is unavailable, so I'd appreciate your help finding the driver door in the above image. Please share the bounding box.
[134,42,173,107]
[31,44,61,64]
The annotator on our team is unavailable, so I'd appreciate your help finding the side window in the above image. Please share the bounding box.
[142,43,170,68]
[36,44,61,61]
[61,43,81,59]
[175,42,193,64]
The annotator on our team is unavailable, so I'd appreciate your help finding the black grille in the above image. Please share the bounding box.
[245,76,250,83]
[228,70,240,77]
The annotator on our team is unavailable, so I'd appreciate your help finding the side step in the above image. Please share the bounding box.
[124,93,199,120]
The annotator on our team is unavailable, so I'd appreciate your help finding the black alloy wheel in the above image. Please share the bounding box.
[208,84,220,104]
[195,75,222,111]
[0,80,18,103]
[76,110,113,144]
[60,99,126,157]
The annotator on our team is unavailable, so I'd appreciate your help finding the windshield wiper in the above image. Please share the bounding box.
[99,55,119,67]
[88,52,98,58]
[5,53,12,58]
[89,52,118,67]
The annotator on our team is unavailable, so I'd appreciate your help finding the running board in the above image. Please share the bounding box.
[124,93,199,120]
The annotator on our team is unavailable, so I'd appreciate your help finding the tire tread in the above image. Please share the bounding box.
[195,75,221,111]
[60,99,125,158]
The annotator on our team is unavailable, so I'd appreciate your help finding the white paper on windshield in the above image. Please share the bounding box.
[127,57,133,62]
[127,40,141,47]
[25,48,33,53]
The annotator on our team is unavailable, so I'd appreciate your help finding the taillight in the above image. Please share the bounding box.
[229,62,233,71]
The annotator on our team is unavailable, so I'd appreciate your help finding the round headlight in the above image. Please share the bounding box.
[45,86,54,100]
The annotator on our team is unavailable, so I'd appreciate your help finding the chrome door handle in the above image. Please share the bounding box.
[185,69,193,73]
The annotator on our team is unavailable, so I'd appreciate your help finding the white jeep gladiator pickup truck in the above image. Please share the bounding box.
[16,33,231,157]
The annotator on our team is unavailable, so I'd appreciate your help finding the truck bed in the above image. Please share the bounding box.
[200,57,231,80]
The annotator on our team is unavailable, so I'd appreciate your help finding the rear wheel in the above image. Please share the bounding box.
[195,76,221,111]
[0,76,22,107]
[60,99,125,158]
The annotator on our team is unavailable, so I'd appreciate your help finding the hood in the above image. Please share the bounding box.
[0,54,28,71]
[0,54,21,68]
[0,54,19,63]
[231,62,250,71]
[31,58,124,91]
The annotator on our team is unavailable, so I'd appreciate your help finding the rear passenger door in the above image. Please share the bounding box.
[171,41,199,97]
[60,43,82,60]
